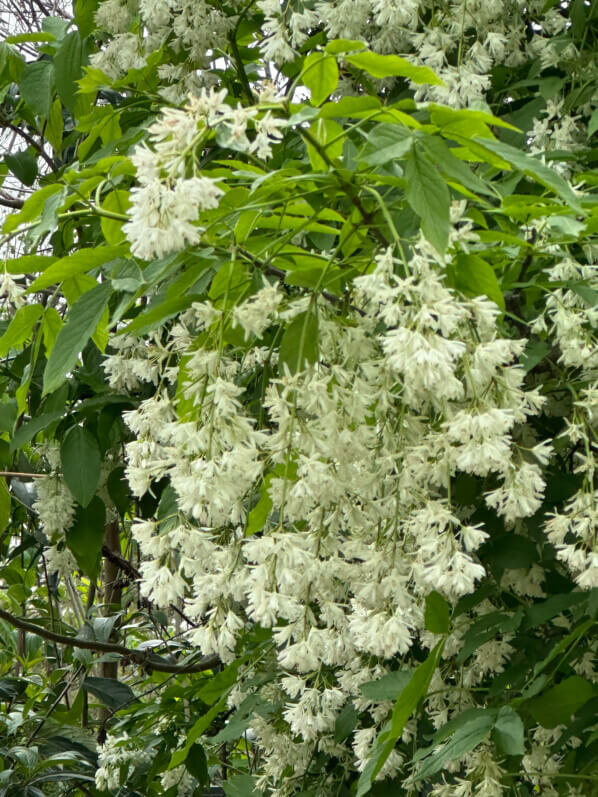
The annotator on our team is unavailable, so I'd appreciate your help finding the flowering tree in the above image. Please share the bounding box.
[0,0,596,795]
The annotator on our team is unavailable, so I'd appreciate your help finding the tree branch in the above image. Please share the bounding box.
[101,544,199,628]
[0,607,219,674]
[30,0,53,18]
[101,543,141,580]
[0,195,24,209]
[1,121,57,171]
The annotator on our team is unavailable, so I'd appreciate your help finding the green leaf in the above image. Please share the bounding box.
[303,53,339,106]
[571,283,598,307]
[5,150,38,186]
[324,39,367,55]
[65,496,106,580]
[168,696,227,768]
[570,0,586,37]
[360,670,414,701]
[4,184,65,234]
[0,400,16,433]
[524,592,588,629]
[246,473,274,536]
[43,280,112,395]
[197,661,240,705]
[452,253,505,310]
[483,533,537,570]
[74,0,100,38]
[83,676,135,710]
[100,190,130,245]
[35,189,66,239]
[42,16,71,39]
[474,137,582,212]
[521,339,551,373]
[0,478,10,532]
[0,677,27,700]
[109,259,144,292]
[121,295,195,336]
[356,641,443,796]
[60,426,101,507]
[222,774,259,797]
[278,310,319,374]
[532,619,594,680]
[46,99,64,153]
[589,108,598,139]
[9,410,64,453]
[419,136,496,197]
[360,124,413,166]
[0,304,43,357]
[413,711,495,782]
[425,591,450,634]
[6,32,55,44]
[457,610,523,664]
[19,60,54,119]
[492,706,525,756]
[526,676,594,728]
[1,254,56,274]
[404,146,450,254]
[77,106,122,160]
[54,31,85,112]
[28,245,128,291]
[305,118,344,171]
[185,744,208,785]
[430,104,520,134]
[334,700,358,742]
[41,306,63,355]
[345,52,443,84]
[319,95,381,119]
[107,466,130,516]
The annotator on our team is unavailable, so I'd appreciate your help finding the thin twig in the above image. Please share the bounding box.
[27,665,84,744]
[0,471,45,478]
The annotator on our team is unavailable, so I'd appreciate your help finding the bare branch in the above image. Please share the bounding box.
[0,121,57,171]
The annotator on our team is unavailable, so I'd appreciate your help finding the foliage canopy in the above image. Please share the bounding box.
[0,1,596,796]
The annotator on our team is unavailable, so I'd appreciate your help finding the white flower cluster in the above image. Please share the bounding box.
[160,764,196,796]
[103,333,168,392]
[253,0,592,118]
[536,254,598,589]
[33,474,75,537]
[92,0,235,93]
[124,93,224,261]
[111,239,552,790]
[124,88,285,261]
[95,732,154,791]
[0,272,25,314]
[528,99,585,176]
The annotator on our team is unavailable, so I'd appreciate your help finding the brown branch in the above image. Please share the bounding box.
[0,607,219,674]
[102,543,141,580]
[1,121,57,171]
[30,0,53,18]
[0,195,24,209]
[102,544,199,628]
